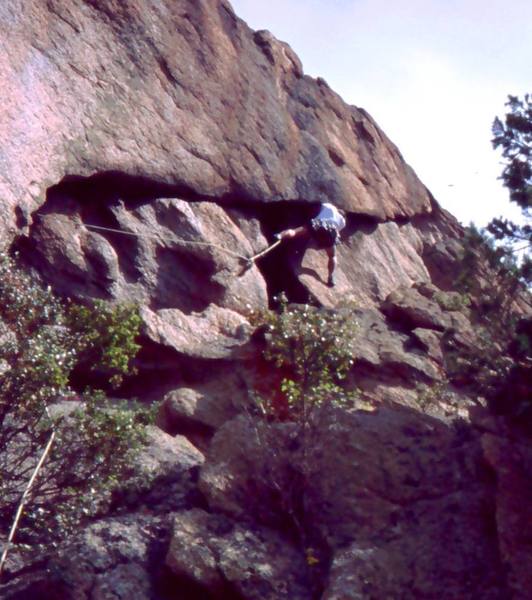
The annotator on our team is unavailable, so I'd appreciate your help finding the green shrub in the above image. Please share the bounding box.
[67,299,142,388]
[0,253,150,552]
[245,299,359,590]
[433,291,470,312]
[254,296,358,421]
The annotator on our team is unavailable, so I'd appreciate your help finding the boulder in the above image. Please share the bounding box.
[166,509,310,599]
[120,425,205,513]
[350,308,442,383]
[156,371,247,437]
[199,409,508,597]
[136,425,205,476]
[382,284,450,331]
[140,304,250,360]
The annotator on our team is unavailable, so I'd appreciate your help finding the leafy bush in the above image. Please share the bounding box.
[67,299,141,388]
[246,299,359,590]
[253,296,358,421]
[0,253,150,553]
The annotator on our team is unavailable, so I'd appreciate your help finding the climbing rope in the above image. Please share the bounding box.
[33,215,282,265]
[83,223,249,261]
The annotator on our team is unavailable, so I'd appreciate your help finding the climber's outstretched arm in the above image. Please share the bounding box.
[275,226,308,241]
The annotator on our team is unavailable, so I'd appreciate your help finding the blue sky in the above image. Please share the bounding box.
[230,0,531,227]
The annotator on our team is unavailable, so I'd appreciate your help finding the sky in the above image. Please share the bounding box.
[230,0,530,227]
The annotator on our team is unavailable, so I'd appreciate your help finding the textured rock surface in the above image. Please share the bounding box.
[199,410,508,598]
[112,424,205,515]
[299,220,432,308]
[25,195,268,310]
[135,425,205,478]
[0,515,171,599]
[382,281,472,332]
[0,0,434,246]
[166,509,311,599]
[1,1,529,599]
[141,304,251,360]
[0,0,460,319]
[322,537,504,600]
[349,307,443,383]
[156,375,247,437]
[479,416,532,600]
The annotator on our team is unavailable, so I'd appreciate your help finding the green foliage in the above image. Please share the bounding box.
[0,253,150,550]
[457,93,532,426]
[456,225,523,304]
[433,290,470,312]
[67,300,141,388]
[489,93,531,284]
[415,382,462,414]
[247,298,358,588]
[17,395,153,549]
[492,93,532,210]
[256,296,358,421]
[446,228,531,427]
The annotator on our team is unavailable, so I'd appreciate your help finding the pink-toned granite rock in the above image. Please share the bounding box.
[1,0,436,252]
[480,417,532,600]
[141,304,250,360]
[26,195,268,311]
[3,0,469,319]
[199,409,508,598]
[299,220,431,308]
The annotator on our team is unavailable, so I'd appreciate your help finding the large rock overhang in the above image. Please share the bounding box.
[1,0,437,251]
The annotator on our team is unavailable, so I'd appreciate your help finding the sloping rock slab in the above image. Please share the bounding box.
[299,221,430,308]
[141,304,251,360]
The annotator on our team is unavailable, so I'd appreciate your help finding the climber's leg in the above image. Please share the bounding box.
[326,244,337,287]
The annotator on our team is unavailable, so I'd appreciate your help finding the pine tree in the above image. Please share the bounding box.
[489,93,531,283]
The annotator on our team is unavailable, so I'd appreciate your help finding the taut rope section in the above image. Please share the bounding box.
[33,216,282,265]
[84,223,249,261]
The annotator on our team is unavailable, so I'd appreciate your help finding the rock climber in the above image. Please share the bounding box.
[274,202,346,287]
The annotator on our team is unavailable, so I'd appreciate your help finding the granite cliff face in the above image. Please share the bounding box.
[1,1,530,599]
[1,0,433,223]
